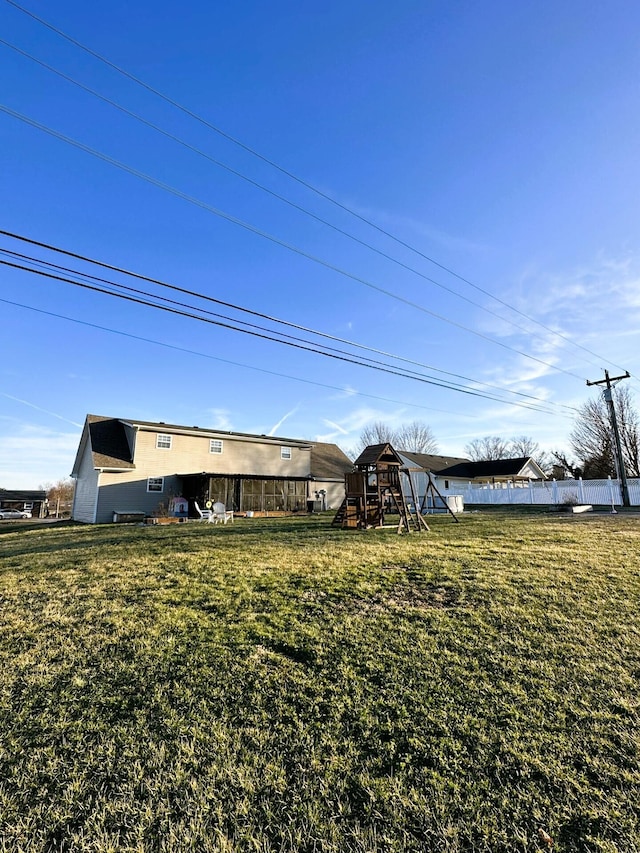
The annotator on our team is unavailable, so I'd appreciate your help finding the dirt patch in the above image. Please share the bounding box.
[342,582,460,615]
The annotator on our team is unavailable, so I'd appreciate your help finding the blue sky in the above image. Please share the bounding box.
[1,0,640,488]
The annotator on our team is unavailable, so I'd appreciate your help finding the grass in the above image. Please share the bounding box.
[0,511,639,852]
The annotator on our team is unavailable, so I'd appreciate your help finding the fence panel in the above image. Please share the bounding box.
[406,473,640,508]
[438,477,640,507]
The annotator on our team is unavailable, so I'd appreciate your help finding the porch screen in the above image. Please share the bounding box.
[207,477,233,508]
[241,479,306,512]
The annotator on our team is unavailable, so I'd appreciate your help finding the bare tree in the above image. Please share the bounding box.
[465,435,550,469]
[569,386,640,478]
[356,421,397,454]
[355,421,437,455]
[464,436,511,461]
[509,436,552,472]
[40,478,75,516]
[510,436,540,458]
[395,421,439,454]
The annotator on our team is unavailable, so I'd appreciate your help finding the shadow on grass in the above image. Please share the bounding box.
[0,514,355,560]
[0,519,77,535]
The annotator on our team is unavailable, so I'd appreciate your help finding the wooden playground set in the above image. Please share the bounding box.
[332,443,458,533]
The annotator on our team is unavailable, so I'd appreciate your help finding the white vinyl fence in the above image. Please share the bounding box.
[401,469,640,509]
[437,477,640,507]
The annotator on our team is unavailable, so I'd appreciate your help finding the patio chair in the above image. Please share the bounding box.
[194,501,213,522]
[212,502,234,524]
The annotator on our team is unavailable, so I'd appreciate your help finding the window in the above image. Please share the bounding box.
[147,477,164,492]
[210,439,223,454]
[281,446,292,460]
[156,433,172,449]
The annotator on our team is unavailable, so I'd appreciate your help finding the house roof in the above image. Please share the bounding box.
[310,442,353,480]
[122,417,313,448]
[87,415,135,470]
[0,489,47,502]
[436,457,543,479]
[398,450,470,472]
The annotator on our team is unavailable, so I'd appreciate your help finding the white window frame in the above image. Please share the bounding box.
[210,439,224,454]
[156,433,172,450]
[147,477,164,493]
[281,446,292,460]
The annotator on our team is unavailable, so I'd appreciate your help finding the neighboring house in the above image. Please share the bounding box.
[0,489,47,518]
[397,451,546,502]
[398,452,469,478]
[71,415,353,524]
[433,456,547,488]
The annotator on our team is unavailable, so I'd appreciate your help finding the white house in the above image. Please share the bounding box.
[397,450,547,507]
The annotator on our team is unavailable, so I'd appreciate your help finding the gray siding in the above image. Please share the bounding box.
[95,474,182,524]
[72,445,99,523]
[311,479,346,510]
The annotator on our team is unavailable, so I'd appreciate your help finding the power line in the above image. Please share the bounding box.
[1,255,569,417]
[5,246,497,396]
[0,102,590,385]
[0,253,569,416]
[0,35,608,372]
[2,2,629,377]
[0,230,579,413]
[0,293,571,425]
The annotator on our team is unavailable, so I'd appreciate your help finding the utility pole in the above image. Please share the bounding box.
[586,370,631,507]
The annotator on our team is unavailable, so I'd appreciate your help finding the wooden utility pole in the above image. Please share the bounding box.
[586,370,631,507]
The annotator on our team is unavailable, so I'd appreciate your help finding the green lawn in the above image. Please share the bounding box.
[0,512,638,852]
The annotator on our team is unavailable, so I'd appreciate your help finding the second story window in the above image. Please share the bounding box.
[156,433,172,450]
[281,446,292,460]
[210,439,223,454]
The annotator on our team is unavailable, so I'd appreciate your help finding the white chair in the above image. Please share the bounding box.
[212,502,234,524]
[194,501,213,522]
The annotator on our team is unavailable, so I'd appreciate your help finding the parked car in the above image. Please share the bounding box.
[0,508,32,519]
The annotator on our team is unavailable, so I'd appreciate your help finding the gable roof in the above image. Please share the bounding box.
[436,457,544,479]
[310,443,353,480]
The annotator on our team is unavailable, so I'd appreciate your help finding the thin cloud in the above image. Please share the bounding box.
[207,408,233,431]
[327,385,359,401]
[0,424,80,488]
[268,405,299,436]
[321,419,349,435]
[348,202,490,256]
[315,406,409,444]
[1,392,83,428]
